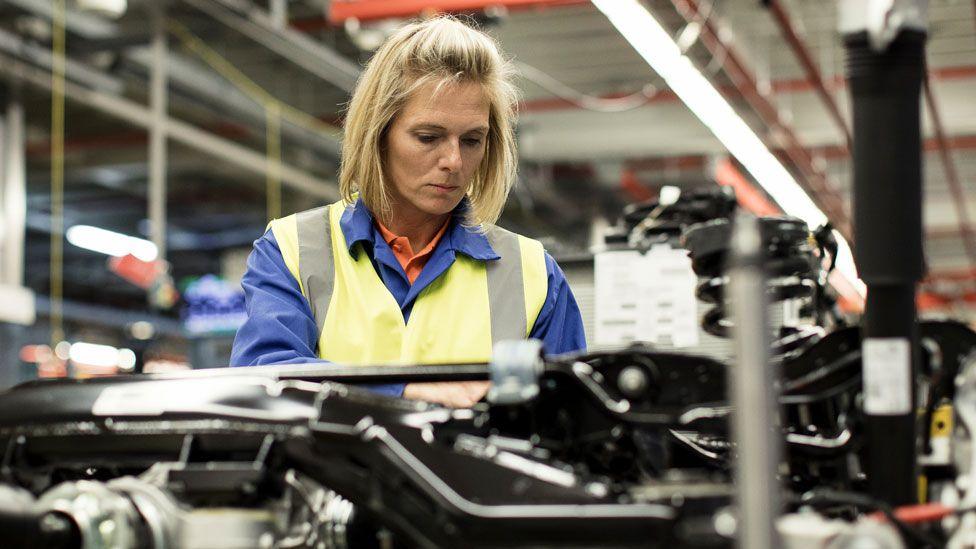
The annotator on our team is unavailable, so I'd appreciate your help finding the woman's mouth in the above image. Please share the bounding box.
[429,184,458,193]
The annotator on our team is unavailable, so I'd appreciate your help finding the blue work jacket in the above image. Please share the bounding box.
[230,199,587,397]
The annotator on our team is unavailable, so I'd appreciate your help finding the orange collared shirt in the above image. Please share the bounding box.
[375,218,450,285]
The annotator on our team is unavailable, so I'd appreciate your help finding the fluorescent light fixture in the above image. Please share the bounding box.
[66,224,158,262]
[77,0,127,18]
[593,0,864,297]
[68,341,134,369]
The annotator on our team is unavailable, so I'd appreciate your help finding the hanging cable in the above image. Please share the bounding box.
[49,0,66,347]
[266,102,282,222]
[514,61,658,113]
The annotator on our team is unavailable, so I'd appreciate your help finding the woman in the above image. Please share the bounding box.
[231,16,585,407]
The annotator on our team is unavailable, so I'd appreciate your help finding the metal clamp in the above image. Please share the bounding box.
[838,0,928,51]
[487,339,544,405]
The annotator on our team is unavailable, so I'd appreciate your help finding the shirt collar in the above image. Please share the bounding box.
[339,197,499,261]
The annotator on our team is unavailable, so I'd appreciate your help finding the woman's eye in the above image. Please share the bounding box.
[462,138,483,147]
[416,134,438,144]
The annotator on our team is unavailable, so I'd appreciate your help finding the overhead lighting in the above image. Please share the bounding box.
[66,225,158,262]
[592,0,865,297]
[76,0,127,18]
[68,341,135,370]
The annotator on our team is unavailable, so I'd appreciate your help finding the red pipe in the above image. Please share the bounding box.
[809,133,976,161]
[669,0,852,239]
[328,0,588,23]
[765,0,851,152]
[626,154,706,172]
[519,63,976,113]
[928,225,976,240]
[714,157,781,217]
[923,76,976,270]
[869,502,955,523]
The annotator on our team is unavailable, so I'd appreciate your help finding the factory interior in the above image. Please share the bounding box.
[0,0,975,547]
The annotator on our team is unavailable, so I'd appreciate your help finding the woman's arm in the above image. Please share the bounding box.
[529,253,587,354]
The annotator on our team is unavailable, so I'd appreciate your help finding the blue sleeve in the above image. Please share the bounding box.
[528,253,587,355]
[230,231,405,398]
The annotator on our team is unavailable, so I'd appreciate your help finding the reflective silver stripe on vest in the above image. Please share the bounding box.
[484,226,528,342]
[296,205,333,335]
[295,208,528,345]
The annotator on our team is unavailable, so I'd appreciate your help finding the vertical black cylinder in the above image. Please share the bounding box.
[844,30,926,506]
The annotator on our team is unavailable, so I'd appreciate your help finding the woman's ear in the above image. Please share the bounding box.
[378,122,391,153]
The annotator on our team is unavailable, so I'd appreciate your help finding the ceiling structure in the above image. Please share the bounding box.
[1,0,974,330]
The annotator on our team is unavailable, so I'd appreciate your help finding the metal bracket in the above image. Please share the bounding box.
[487,339,544,405]
[838,0,928,51]
[949,353,976,548]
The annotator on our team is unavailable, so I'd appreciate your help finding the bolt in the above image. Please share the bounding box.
[618,366,648,398]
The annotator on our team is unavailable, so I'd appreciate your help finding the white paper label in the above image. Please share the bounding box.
[641,245,699,348]
[594,251,644,346]
[593,247,699,348]
[863,338,912,415]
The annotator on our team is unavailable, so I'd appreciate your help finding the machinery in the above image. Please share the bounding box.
[1,0,970,548]
[1,317,975,548]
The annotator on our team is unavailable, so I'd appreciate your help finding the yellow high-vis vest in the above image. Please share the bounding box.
[268,200,548,365]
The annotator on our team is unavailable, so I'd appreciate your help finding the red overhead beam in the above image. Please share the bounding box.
[714,157,781,217]
[519,64,976,113]
[926,268,976,283]
[619,167,654,202]
[328,0,589,23]
[810,133,976,161]
[923,75,976,269]
[669,0,852,238]
[928,226,976,240]
[625,153,706,172]
[765,0,851,152]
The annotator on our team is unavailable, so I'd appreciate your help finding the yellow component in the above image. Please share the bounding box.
[931,404,953,438]
[266,103,282,222]
[49,0,67,347]
[918,474,928,504]
[274,200,549,365]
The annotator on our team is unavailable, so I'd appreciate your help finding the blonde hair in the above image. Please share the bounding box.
[339,16,519,227]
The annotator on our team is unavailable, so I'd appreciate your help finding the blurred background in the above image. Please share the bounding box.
[0,0,973,385]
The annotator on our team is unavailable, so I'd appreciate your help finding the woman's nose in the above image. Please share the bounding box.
[439,140,463,172]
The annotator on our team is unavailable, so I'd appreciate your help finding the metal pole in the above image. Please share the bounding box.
[148,3,168,262]
[2,90,26,287]
[839,0,928,506]
[269,0,288,29]
[729,213,780,549]
[0,85,28,391]
[765,0,852,152]
[0,53,337,199]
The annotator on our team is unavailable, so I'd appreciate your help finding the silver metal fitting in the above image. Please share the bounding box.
[838,0,928,51]
[488,339,544,405]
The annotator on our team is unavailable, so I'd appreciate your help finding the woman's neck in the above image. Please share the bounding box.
[381,209,450,253]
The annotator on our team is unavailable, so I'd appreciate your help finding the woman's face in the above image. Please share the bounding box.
[383,80,490,225]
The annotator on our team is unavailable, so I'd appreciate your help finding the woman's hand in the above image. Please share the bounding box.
[402,381,490,408]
